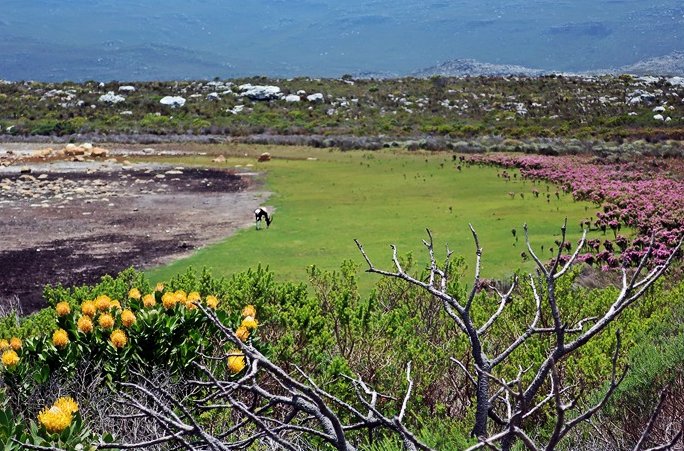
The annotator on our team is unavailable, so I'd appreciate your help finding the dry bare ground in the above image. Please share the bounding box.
[0,143,269,313]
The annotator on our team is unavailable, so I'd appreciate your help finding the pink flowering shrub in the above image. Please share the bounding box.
[468,154,683,267]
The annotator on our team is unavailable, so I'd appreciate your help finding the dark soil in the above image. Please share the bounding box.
[0,164,267,314]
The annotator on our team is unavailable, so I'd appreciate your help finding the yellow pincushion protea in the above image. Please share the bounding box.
[55,301,71,317]
[54,396,79,415]
[174,290,187,305]
[52,329,69,348]
[98,313,115,330]
[235,326,250,342]
[38,405,72,434]
[110,299,122,310]
[142,293,156,308]
[121,309,136,327]
[241,316,258,331]
[0,339,9,351]
[242,305,256,318]
[1,350,19,367]
[162,292,177,309]
[205,295,219,309]
[10,337,22,351]
[227,349,246,374]
[110,329,127,349]
[77,316,93,334]
[81,300,96,317]
[95,295,111,311]
[128,287,141,299]
[155,282,165,292]
[186,291,201,309]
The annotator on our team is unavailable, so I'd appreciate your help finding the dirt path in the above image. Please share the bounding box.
[0,149,268,314]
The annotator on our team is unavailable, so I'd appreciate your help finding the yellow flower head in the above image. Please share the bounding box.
[1,350,20,367]
[235,326,250,342]
[241,316,258,331]
[95,295,111,311]
[142,293,156,308]
[77,316,93,334]
[128,288,141,300]
[98,313,114,330]
[0,339,9,351]
[206,295,219,309]
[155,282,165,292]
[10,337,22,351]
[52,329,69,348]
[81,300,96,317]
[55,301,71,317]
[174,290,187,305]
[110,329,128,349]
[110,299,122,310]
[121,309,136,327]
[227,349,246,374]
[187,291,201,307]
[54,396,79,414]
[242,305,256,318]
[162,292,177,309]
[38,405,72,434]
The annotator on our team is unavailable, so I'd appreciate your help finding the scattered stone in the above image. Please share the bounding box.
[166,170,183,175]
[239,84,281,100]
[284,94,301,102]
[258,152,271,162]
[306,93,324,102]
[20,166,31,174]
[38,174,48,180]
[653,114,665,121]
[118,85,136,92]
[98,92,126,104]
[212,155,226,163]
[160,96,186,107]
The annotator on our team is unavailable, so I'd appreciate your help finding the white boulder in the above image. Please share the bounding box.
[306,93,324,102]
[653,114,664,121]
[207,92,220,101]
[238,84,281,100]
[652,106,666,113]
[98,92,125,104]
[160,96,186,107]
[118,85,136,92]
[284,94,301,102]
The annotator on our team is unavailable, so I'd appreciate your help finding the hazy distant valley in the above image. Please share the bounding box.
[1,0,683,81]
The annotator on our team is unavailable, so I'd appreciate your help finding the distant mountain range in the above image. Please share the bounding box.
[411,51,684,78]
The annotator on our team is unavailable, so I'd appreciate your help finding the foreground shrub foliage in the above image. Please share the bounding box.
[0,225,682,449]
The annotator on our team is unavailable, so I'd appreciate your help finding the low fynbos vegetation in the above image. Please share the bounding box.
[0,74,683,143]
[1,237,683,450]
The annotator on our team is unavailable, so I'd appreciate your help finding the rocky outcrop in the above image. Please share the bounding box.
[98,92,126,104]
[160,96,186,107]
[238,84,281,101]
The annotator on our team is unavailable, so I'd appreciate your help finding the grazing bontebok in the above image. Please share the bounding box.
[254,207,272,230]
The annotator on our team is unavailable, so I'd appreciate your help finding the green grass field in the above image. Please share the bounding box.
[146,145,606,289]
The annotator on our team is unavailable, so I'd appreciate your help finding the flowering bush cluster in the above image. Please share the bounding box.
[1,269,263,449]
[469,154,683,268]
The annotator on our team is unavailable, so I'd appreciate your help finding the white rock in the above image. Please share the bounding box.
[98,91,125,104]
[120,110,133,115]
[665,116,672,122]
[227,105,245,115]
[284,94,301,102]
[653,114,665,121]
[297,90,307,95]
[207,92,220,100]
[238,84,281,100]
[118,85,136,92]
[667,76,684,87]
[628,112,638,116]
[653,106,666,113]
[160,96,186,107]
[306,93,324,102]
